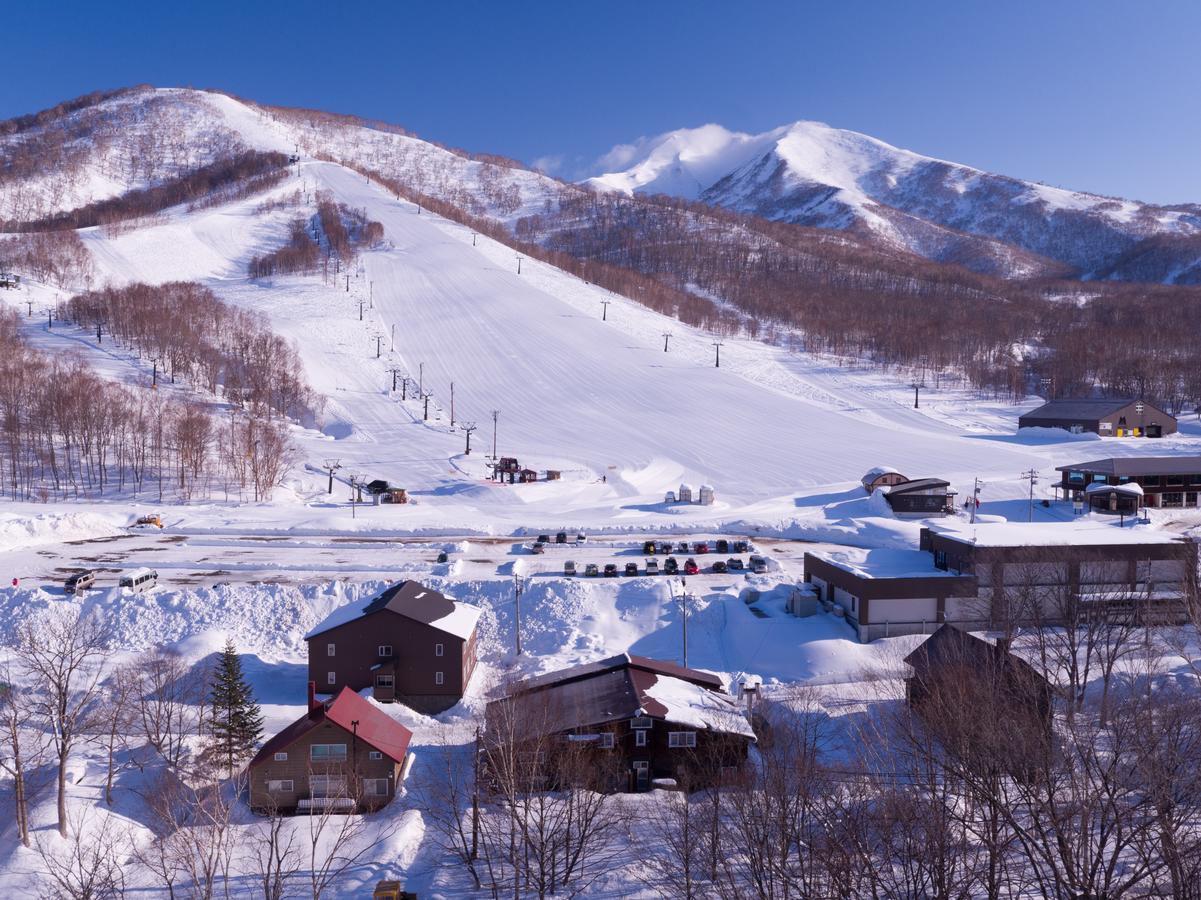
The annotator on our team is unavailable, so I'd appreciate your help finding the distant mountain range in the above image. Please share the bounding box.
[583,122,1201,283]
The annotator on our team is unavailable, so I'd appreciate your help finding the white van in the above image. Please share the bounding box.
[119,568,158,592]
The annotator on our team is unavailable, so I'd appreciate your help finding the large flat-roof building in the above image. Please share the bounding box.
[805,523,1197,642]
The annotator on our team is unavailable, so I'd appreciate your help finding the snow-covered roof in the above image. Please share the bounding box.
[642,674,756,739]
[679,482,694,492]
[808,547,962,580]
[1085,481,1144,496]
[862,465,901,481]
[305,580,480,640]
[928,521,1181,547]
[427,602,483,641]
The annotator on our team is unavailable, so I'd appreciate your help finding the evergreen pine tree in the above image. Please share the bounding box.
[205,639,264,776]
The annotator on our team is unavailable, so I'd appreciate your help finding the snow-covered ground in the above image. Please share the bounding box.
[2,88,1201,897]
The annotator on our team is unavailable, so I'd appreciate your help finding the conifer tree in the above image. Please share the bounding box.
[205,639,263,777]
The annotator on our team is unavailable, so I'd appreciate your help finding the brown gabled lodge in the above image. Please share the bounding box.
[483,653,755,793]
[1018,398,1176,437]
[1057,455,1201,510]
[248,684,413,814]
[305,580,481,714]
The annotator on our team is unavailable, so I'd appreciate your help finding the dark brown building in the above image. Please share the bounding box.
[883,478,956,517]
[485,654,755,792]
[1018,398,1176,437]
[1056,456,1201,510]
[305,581,481,713]
[248,684,413,813]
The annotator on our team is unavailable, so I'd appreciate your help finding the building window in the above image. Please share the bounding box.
[435,671,444,686]
[378,645,392,657]
[327,643,336,657]
[933,550,947,571]
[375,674,394,689]
[267,779,293,792]
[369,750,383,760]
[1190,474,1201,486]
[668,732,697,749]
[273,752,288,761]
[1167,476,1185,487]
[597,733,615,749]
[1091,474,1108,483]
[851,597,857,614]
[1163,492,1184,508]
[1099,422,1113,433]
[310,743,348,762]
[1144,475,1161,487]
[630,717,652,730]
[435,643,444,657]
[309,774,346,798]
[327,671,336,685]
[363,778,389,797]
[635,730,648,747]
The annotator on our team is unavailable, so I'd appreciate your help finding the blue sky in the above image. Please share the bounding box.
[3,0,1198,203]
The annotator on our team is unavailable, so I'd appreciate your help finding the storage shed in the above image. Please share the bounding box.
[862,466,908,494]
[1084,481,1143,515]
[678,483,694,503]
[883,478,956,517]
[698,484,715,505]
[545,470,561,481]
[519,468,538,484]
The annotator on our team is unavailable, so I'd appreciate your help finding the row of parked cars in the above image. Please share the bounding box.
[565,555,766,578]
[529,531,588,553]
[64,568,159,594]
[642,539,751,556]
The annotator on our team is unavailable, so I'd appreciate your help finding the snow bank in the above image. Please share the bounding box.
[0,511,126,555]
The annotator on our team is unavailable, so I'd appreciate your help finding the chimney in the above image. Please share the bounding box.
[307,680,318,714]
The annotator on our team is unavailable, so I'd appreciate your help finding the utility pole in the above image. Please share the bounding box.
[712,341,724,368]
[513,574,525,655]
[422,391,433,421]
[600,299,611,321]
[910,381,926,409]
[463,422,477,455]
[491,409,500,459]
[26,300,31,316]
[151,358,158,387]
[349,475,357,520]
[662,332,672,352]
[358,298,366,321]
[345,274,350,292]
[673,578,689,668]
[375,334,383,358]
[323,459,342,494]
[401,376,409,401]
[516,256,523,275]
[969,477,983,524]
[47,308,52,328]
[471,232,477,247]
[450,382,455,427]
[1021,468,1039,522]
[96,321,102,344]
[388,367,402,392]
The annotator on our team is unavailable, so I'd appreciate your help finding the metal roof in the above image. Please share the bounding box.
[250,687,413,766]
[1055,456,1201,477]
[1020,398,1166,421]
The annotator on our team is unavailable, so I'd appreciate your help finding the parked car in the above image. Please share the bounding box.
[624,562,640,576]
[711,560,728,574]
[694,541,710,554]
[749,555,767,574]
[577,532,588,545]
[733,540,750,553]
[664,557,679,575]
[727,557,744,571]
[716,539,730,554]
[646,559,660,576]
[658,541,675,554]
[436,551,449,563]
[537,534,551,545]
[643,540,658,555]
[683,558,699,575]
[556,531,568,544]
[119,568,158,592]
[135,514,163,528]
[64,570,96,594]
[603,563,619,577]
[565,560,577,576]
[531,542,546,554]
[676,541,690,554]
[585,563,600,577]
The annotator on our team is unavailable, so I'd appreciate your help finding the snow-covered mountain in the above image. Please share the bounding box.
[585,122,1201,282]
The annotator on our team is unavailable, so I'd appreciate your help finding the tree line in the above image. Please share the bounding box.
[0,305,296,502]
[249,194,383,279]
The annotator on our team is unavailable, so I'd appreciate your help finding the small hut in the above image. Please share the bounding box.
[545,470,561,482]
[862,467,908,494]
[698,484,715,505]
[519,468,538,484]
[678,483,694,504]
[664,490,676,504]
[381,488,408,504]
[1085,481,1142,516]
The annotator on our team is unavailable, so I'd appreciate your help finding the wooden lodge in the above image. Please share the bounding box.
[484,653,755,792]
[248,683,413,814]
[1018,398,1176,437]
[862,466,908,493]
[883,478,956,517]
[1057,456,1201,510]
[305,580,481,714]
